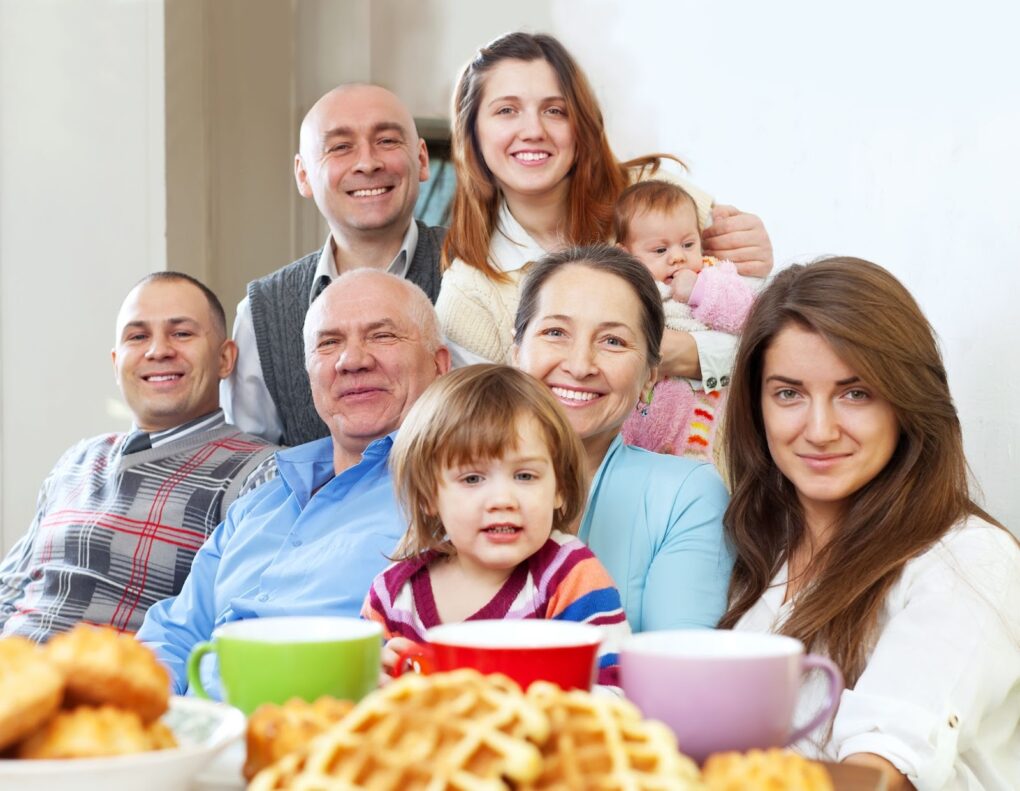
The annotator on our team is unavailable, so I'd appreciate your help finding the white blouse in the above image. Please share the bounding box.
[735,516,1020,791]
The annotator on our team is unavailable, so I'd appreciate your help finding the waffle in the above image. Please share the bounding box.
[16,705,177,759]
[702,748,833,791]
[45,623,171,722]
[519,681,704,791]
[245,696,356,781]
[0,636,65,751]
[249,669,550,791]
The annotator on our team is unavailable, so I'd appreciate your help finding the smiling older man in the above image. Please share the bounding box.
[0,272,276,641]
[223,84,445,447]
[138,269,451,694]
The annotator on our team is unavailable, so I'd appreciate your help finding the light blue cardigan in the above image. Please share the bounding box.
[578,435,733,632]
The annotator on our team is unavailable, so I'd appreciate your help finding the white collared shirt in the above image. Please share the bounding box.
[734,517,1020,790]
[222,223,418,443]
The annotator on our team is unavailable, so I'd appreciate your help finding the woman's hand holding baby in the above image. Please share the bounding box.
[703,205,773,277]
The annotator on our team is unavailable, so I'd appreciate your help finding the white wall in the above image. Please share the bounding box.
[363,0,1020,529]
[551,0,1020,528]
[0,0,166,551]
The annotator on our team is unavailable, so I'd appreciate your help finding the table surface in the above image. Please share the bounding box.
[195,742,888,791]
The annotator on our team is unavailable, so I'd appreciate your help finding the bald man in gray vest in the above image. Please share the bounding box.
[223,84,445,447]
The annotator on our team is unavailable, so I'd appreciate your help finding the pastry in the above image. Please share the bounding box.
[249,669,550,790]
[702,748,833,791]
[244,696,356,781]
[16,705,177,759]
[520,681,704,790]
[45,623,170,722]
[0,636,64,751]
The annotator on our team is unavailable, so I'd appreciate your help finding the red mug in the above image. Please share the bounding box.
[394,619,603,690]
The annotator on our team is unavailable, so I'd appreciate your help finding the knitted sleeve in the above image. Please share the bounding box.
[435,261,516,364]
[689,261,756,334]
[361,558,432,644]
[544,537,631,687]
[361,572,398,642]
[360,589,395,641]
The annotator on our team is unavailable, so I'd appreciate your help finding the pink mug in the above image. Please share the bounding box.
[620,630,842,763]
[394,620,603,691]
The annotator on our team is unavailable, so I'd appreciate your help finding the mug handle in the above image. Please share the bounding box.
[787,653,844,744]
[186,640,217,699]
[392,643,436,677]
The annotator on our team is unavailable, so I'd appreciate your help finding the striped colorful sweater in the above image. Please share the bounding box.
[362,530,630,686]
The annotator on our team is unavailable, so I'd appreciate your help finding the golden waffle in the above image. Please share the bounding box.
[16,705,177,759]
[45,623,171,723]
[0,636,65,751]
[702,748,833,791]
[245,696,356,781]
[519,681,704,791]
[249,669,550,791]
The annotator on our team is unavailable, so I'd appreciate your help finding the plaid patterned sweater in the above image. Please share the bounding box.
[362,530,631,686]
[0,425,275,641]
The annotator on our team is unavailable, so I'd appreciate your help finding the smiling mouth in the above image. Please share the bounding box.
[550,386,598,403]
[512,152,550,162]
[142,374,182,383]
[348,187,393,197]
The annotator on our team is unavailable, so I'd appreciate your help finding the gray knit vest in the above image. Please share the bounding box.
[248,220,445,447]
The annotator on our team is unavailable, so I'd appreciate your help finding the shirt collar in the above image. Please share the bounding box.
[274,432,396,506]
[307,221,420,306]
[126,409,225,452]
[488,201,548,274]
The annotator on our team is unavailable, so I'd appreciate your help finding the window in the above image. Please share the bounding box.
[414,118,456,228]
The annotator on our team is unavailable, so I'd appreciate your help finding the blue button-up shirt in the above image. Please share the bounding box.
[137,434,403,694]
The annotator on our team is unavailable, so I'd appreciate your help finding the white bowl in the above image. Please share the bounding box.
[0,696,245,791]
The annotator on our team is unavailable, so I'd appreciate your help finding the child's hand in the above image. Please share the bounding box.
[671,270,698,303]
[381,636,418,676]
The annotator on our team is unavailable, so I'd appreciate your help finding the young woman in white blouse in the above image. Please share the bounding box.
[719,257,1020,791]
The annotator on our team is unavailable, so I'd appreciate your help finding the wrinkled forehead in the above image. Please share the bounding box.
[305,282,417,339]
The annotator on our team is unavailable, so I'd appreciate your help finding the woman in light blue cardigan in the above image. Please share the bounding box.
[513,245,732,632]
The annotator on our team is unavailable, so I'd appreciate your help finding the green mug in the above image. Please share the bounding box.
[186,616,382,715]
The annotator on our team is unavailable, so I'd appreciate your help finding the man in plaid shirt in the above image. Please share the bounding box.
[0,272,277,640]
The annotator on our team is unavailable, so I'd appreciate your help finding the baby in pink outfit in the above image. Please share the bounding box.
[614,179,758,460]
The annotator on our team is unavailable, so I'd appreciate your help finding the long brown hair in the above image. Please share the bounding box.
[443,31,674,282]
[718,257,1001,686]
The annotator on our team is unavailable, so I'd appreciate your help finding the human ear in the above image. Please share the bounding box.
[417,139,430,183]
[218,339,239,379]
[294,154,313,198]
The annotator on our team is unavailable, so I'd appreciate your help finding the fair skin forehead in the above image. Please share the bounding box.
[475,58,575,242]
[299,85,419,158]
[305,278,421,351]
[515,265,655,472]
[432,415,561,589]
[481,58,566,108]
[626,202,700,248]
[112,279,231,431]
[303,274,449,470]
[115,280,221,343]
[761,324,899,535]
